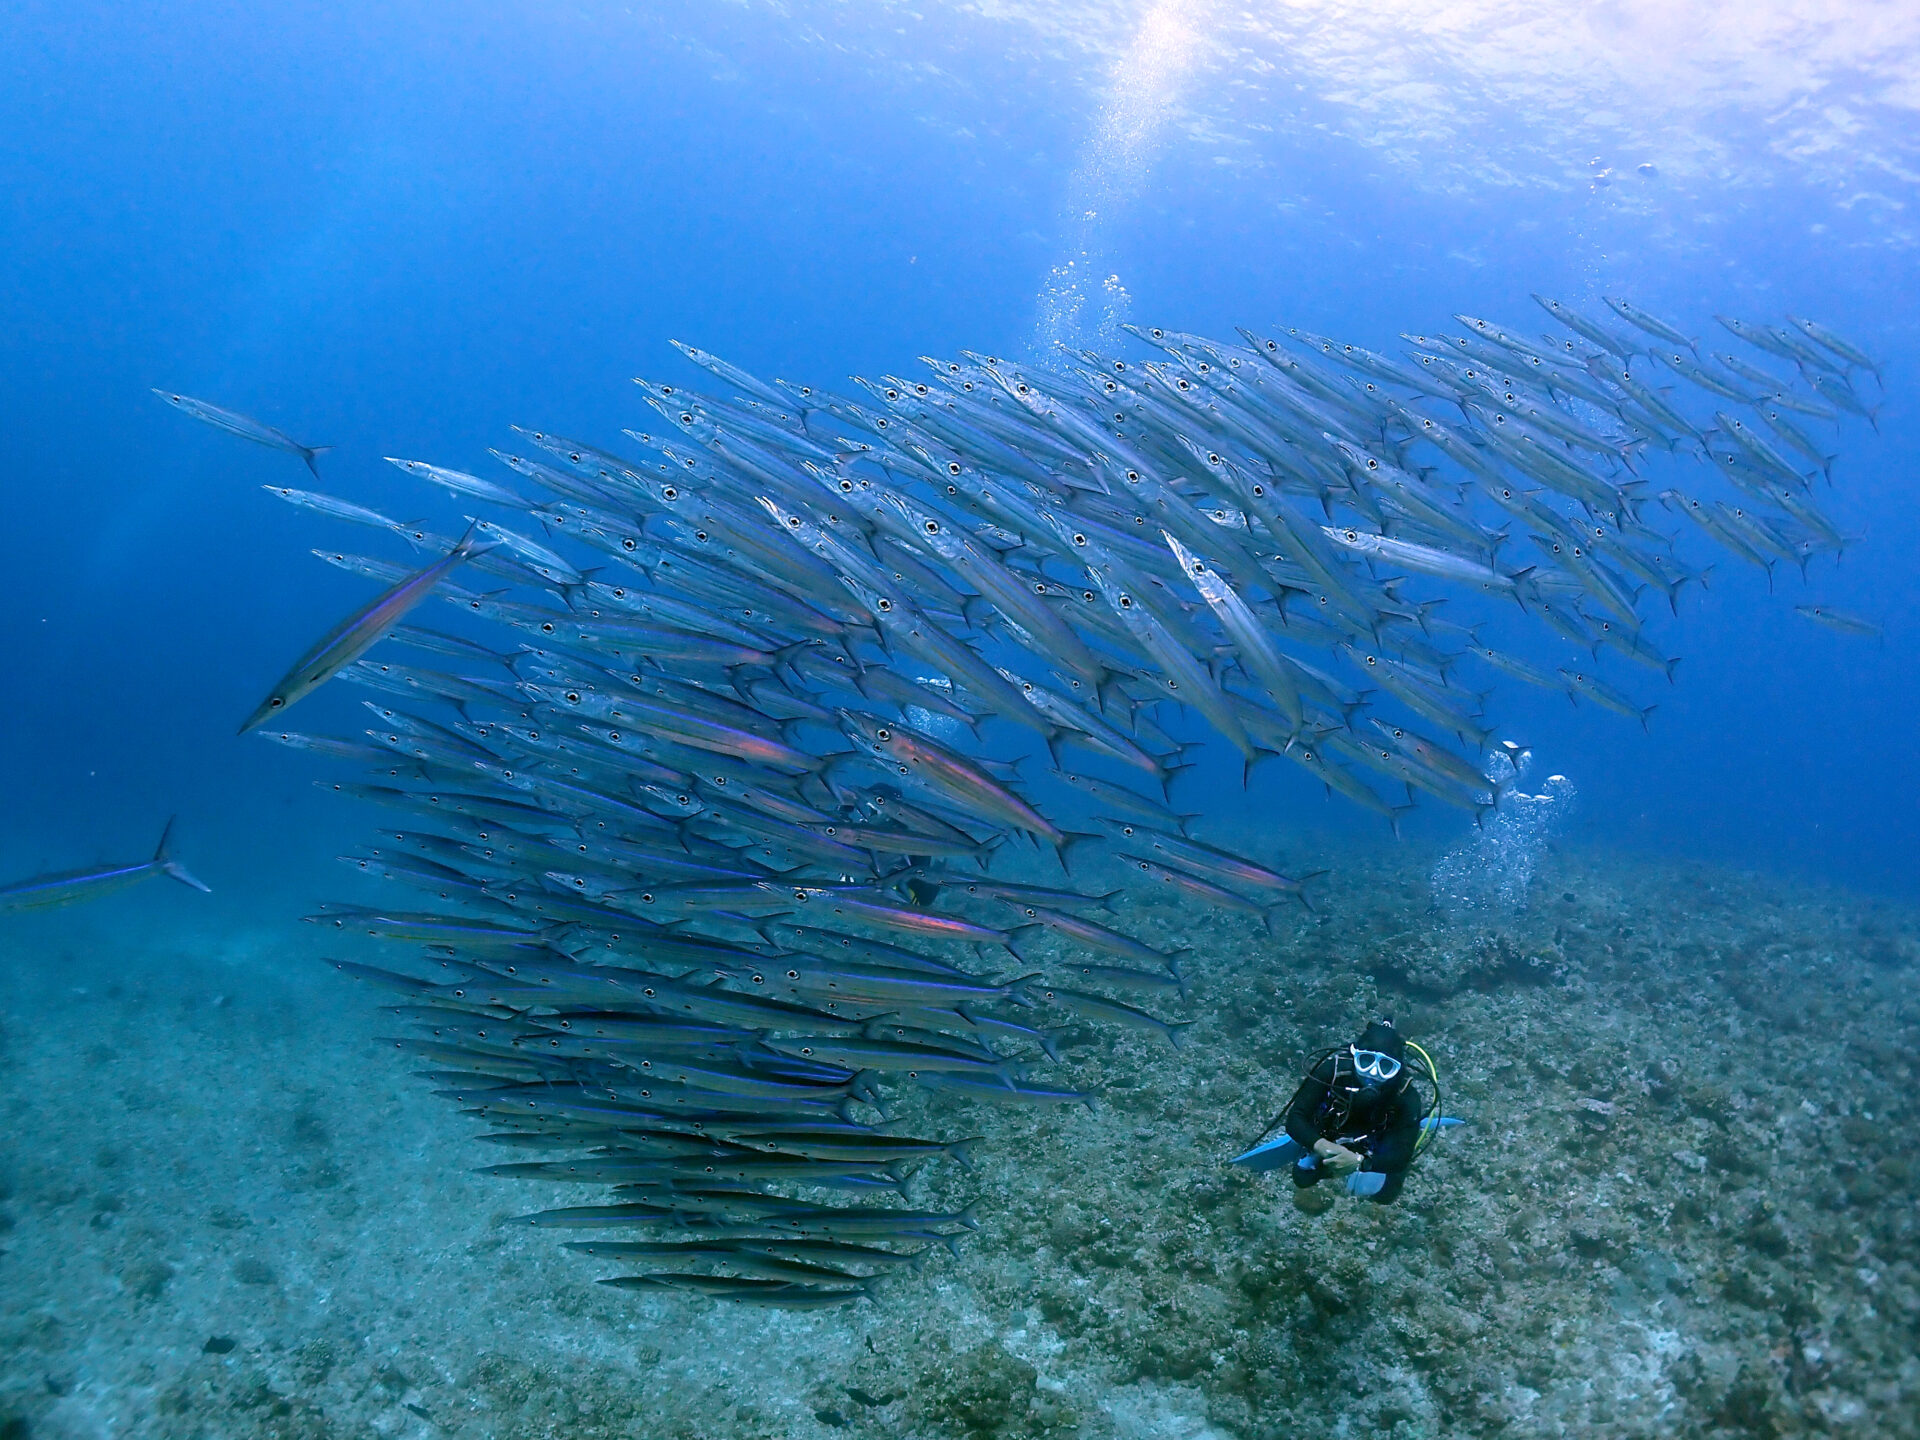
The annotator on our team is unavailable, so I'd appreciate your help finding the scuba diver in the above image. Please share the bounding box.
[1230,1018,1444,1204]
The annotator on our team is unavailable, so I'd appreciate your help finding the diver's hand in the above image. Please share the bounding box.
[1313,1139,1362,1176]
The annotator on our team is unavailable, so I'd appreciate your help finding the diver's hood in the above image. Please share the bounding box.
[1354,1019,1406,1063]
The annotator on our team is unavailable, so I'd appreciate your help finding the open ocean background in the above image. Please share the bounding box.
[3,0,1914,912]
[3,5,1918,1438]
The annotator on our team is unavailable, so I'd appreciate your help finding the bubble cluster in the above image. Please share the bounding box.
[1430,747,1576,919]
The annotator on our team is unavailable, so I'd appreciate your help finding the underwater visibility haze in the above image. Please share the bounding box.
[2,3,1918,1437]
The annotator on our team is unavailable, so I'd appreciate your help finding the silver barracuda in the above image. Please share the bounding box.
[242,528,495,731]
[1603,297,1696,349]
[153,390,332,475]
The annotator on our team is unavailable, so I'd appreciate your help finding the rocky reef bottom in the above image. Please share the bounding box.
[1,839,1916,1440]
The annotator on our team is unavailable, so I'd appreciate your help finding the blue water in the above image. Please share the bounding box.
[3,2,1912,912]
[3,7,1919,1435]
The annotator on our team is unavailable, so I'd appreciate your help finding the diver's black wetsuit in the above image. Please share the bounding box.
[1282,1053,1424,1203]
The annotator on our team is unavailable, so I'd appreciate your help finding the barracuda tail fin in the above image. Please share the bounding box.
[945,1138,983,1170]
[154,817,212,894]
[1053,830,1104,876]
[302,445,335,479]
[1005,925,1047,961]
[1167,952,1193,999]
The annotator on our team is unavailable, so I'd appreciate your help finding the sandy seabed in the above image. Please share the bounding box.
[1,840,1916,1440]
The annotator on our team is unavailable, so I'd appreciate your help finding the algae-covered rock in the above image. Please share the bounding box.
[3,847,1919,1438]
[909,1340,1071,1438]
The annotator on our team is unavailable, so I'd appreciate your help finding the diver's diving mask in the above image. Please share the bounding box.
[1350,1047,1402,1082]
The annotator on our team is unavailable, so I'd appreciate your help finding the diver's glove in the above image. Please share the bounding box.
[1344,1171,1387,1197]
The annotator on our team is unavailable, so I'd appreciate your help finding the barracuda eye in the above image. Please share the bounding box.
[876,728,891,741]
[678,411,692,424]
[1113,360,1126,372]
[838,479,853,492]
[1104,380,1117,393]
[1081,589,1095,602]
[564,691,580,703]
[962,381,974,391]
[876,418,889,429]
[1365,655,1377,666]
[924,520,939,534]
[1251,483,1265,496]
[1151,328,1164,340]
[1206,454,1220,466]
[568,452,581,463]
[662,486,677,500]
[1072,532,1087,546]
[914,384,927,395]
[1197,361,1211,373]
[1119,594,1134,609]
[947,463,961,476]
[1190,560,1204,575]
[786,516,801,527]
[621,537,636,550]
[1367,458,1378,470]
[1177,379,1191,391]
[876,597,892,611]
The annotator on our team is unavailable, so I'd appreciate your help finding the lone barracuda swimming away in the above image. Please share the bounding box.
[153,390,333,477]
[0,818,209,912]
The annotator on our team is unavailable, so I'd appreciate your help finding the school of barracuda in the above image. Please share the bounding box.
[141,297,1878,1307]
